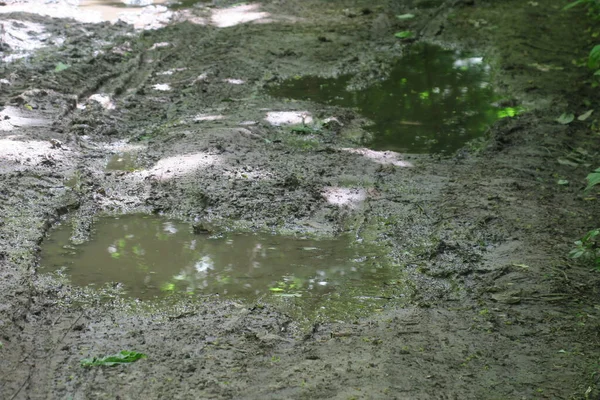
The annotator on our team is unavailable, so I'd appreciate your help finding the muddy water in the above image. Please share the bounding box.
[269,43,500,153]
[40,215,392,302]
[106,152,142,171]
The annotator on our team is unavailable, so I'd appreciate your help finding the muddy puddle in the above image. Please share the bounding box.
[269,43,507,153]
[106,152,142,171]
[40,215,396,307]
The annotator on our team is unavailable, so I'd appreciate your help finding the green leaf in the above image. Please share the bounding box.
[557,157,580,167]
[578,109,594,121]
[497,106,525,118]
[563,0,586,10]
[584,228,600,241]
[81,350,147,367]
[161,282,175,291]
[54,62,70,72]
[394,31,414,39]
[589,45,600,70]
[585,168,600,193]
[396,13,415,20]
[269,287,284,292]
[556,113,575,124]
[557,179,569,185]
[568,249,583,258]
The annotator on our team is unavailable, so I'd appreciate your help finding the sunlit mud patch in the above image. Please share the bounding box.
[322,187,367,209]
[0,0,173,29]
[145,152,219,180]
[0,106,50,131]
[0,19,53,62]
[0,138,66,165]
[268,43,506,154]
[39,216,400,309]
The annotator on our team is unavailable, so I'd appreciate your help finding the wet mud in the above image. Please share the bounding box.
[1,0,600,398]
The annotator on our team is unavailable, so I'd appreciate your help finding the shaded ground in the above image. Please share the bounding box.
[1,0,600,398]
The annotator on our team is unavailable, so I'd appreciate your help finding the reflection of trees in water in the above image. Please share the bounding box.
[159,236,395,299]
[95,217,394,299]
[269,44,498,153]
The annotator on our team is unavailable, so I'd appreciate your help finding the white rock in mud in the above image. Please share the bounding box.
[152,83,171,91]
[88,94,116,110]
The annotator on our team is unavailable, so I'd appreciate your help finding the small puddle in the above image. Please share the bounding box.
[268,43,504,154]
[40,215,394,305]
[106,152,142,171]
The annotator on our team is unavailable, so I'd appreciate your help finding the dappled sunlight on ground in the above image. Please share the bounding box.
[265,111,313,126]
[341,148,414,168]
[0,19,54,62]
[0,107,51,132]
[0,0,272,30]
[211,3,270,28]
[0,1,173,29]
[143,152,220,180]
[193,114,225,122]
[0,137,67,165]
[322,186,366,209]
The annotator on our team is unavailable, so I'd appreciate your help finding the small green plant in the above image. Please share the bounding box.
[584,167,600,193]
[81,350,147,367]
[564,0,600,13]
[569,229,600,270]
[564,0,600,84]
[54,62,70,72]
[570,168,600,270]
[394,31,414,39]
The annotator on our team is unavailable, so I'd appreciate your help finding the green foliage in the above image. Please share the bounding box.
[81,350,147,367]
[588,45,600,69]
[497,106,526,119]
[569,167,600,270]
[556,113,575,124]
[569,229,600,270]
[563,0,600,13]
[54,62,70,72]
[394,31,414,39]
[585,167,600,193]
[564,0,588,10]
[396,14,415,20]
[563,1,600,81]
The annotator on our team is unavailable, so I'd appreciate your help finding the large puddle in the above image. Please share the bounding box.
[268,43,504,154]
[40,215,395,305]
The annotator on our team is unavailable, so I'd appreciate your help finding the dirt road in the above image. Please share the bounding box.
[0,0,599,398]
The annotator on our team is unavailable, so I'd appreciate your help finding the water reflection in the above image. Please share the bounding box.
[40,215,390,301]
[268,43,501,154]
[106,152,142,171]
